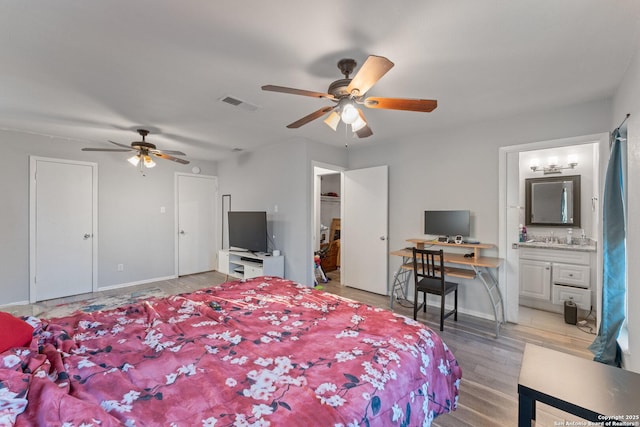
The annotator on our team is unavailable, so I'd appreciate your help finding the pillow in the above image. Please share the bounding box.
[0,312,34,353]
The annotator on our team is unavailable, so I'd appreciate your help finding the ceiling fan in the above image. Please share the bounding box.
[262,55,437,138]
[82,129,190,168]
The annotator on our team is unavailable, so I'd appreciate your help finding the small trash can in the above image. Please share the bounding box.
[564,300,577,325]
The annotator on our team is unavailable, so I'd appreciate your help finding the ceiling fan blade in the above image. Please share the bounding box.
[81,148,132,152]
[109,140,136,150]
[286,106,336,128]
[153,152,190,165]
[150,149,187,156]
[262,85,335,100]
[346,55,394,96]
[364,97,437,112]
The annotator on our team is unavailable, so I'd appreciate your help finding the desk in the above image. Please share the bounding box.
[390,239,504,337]
[518,343,640,426]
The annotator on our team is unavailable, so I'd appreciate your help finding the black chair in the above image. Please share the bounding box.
[412,248,458,331]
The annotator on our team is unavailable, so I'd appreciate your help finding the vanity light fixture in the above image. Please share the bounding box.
[530,155,578,175]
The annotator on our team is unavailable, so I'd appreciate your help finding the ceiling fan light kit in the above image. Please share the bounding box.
[82,129,189,170]
[262,55,437,138]
[127,155,141,166]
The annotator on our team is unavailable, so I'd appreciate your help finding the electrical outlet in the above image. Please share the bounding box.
[117,264,124,272]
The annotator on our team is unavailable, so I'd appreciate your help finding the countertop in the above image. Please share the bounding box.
[516,240,597,252]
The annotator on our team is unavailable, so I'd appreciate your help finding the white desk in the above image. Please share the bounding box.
[390,239,504,337]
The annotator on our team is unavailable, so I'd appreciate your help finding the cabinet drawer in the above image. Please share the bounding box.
[552,284,591,310]
[552,263,590,288]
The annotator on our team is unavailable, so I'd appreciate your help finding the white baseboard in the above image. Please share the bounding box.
[0,299,31,308]
[98,275,178,292]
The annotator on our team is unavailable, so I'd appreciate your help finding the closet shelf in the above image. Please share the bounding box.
[321,196,341,202]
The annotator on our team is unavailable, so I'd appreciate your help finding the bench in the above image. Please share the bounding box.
[518,343,640,426]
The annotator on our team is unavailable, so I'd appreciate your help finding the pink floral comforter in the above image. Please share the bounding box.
[1,277,461,426]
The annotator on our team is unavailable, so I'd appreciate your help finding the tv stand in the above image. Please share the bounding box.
[218,249,284,279]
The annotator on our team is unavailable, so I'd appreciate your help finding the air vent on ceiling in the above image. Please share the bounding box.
[219,95,259,112]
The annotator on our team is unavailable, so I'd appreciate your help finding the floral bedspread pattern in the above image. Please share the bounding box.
[1,277,461,427]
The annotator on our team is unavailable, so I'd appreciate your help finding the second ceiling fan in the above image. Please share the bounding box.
[262,55,437,138]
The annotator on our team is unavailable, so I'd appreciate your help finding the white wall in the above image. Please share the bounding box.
[347,98,612,320]
[216,138,347,286]
[612,37,640,373]
[0,130,216,305]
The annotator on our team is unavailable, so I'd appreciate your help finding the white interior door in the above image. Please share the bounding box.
[30,157,97,302]
[342,165,388,294]
[177,174,217,276]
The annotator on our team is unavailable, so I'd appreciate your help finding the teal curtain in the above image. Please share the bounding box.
[561,187,568,223]
[589,129,626,367]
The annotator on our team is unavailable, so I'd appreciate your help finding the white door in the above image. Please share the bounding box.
[176,174,217,275]
[342,165,388,294]
[30,157,97,302]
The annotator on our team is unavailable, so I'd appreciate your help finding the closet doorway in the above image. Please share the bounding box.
[314,165,343,283]
[311,163,389,295]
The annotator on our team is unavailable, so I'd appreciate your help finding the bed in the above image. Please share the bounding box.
[1,276,461,426]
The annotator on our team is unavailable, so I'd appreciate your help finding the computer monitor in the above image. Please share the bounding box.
[424,210,470,238]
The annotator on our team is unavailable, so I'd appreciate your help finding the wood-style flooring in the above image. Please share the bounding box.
[4,271,597,426]
[322,271,596,427]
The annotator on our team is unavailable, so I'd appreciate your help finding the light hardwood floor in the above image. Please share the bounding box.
[5,271,597,426]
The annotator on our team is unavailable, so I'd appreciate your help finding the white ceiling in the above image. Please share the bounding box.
[2,1,639,162]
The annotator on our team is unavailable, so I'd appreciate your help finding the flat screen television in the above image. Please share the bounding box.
[424,210,470,238]
[228,211,268,253]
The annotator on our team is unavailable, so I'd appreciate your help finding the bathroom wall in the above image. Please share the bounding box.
[519,143,598,241]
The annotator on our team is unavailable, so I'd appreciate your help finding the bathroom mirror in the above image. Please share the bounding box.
[525,175,581,227]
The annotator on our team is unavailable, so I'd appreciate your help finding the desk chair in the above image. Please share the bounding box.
[412,248,458,331]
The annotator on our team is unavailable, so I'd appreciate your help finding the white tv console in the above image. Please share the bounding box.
[218,249,284,279]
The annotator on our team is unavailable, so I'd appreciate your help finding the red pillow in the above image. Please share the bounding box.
[0,312,34,353]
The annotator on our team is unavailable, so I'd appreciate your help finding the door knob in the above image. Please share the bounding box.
[180,230,186,235]
[83,233,91,239]
[379,236,386,241]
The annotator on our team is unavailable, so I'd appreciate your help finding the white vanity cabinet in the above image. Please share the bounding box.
[518,245,595,312]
